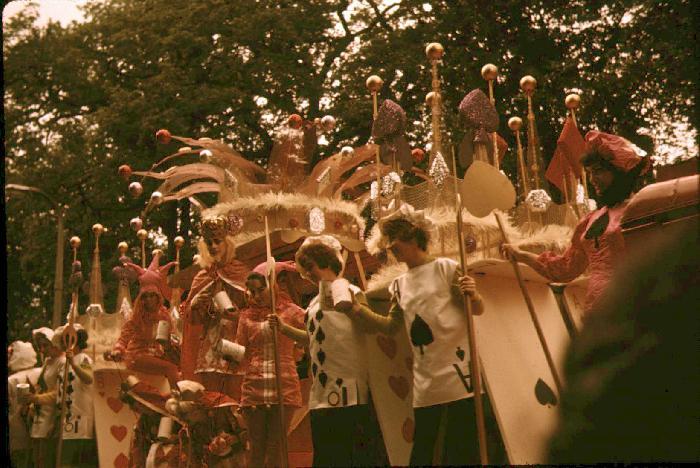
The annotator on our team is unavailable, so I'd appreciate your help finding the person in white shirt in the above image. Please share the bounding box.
[54,324,96,467]
[25,327,64,468]
[268,235,387,467]
[353,204,488,465]
[8,340,41,468]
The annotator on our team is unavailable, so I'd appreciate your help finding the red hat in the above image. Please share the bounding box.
[252,259,297,279]
[125,251,177,299]
[584,131,651,174]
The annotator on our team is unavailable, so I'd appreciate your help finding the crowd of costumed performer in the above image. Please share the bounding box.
[180,213,249,399]
[236,260,306,467]
[107,252,181,387]
[503,131,652,318]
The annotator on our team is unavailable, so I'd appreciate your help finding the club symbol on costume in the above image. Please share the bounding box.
[317,349,326,365]
[410,314,434,355]
[312,362,318,377]
[318,371,328,387]
[456,346,465,361]
[315,326,326,344]
[335,378,343,387]
[308,319,316,334]
[535,378,558,406]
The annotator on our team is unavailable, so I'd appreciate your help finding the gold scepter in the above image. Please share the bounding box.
[520,75,543,191]
[426,42,445,168]
[452,156,489,464]
[508,116,533,228]
[264,217,289,468]
[482,64,500,170]
[367,74,384,218]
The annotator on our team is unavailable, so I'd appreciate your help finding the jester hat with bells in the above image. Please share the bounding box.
[125,251,178,301]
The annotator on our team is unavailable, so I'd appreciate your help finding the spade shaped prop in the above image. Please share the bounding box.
[460,160,516,218]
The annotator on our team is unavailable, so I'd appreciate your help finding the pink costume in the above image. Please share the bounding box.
[236,261,305,408]
[113,254,180,385]
[531,131,651,315]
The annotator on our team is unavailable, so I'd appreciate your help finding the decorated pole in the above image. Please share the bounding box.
[367,74,384,218]
[520,76,543,190]
[481,63,500,170]
[56,235,84,467]
[264,217,289,468]
[494,212,563,394]
[508,116,530,199]
[426,42,445,168]
[565,93,588,200]
[137,228,148,268]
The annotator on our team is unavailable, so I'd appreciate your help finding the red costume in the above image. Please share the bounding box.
[113,253,180,386]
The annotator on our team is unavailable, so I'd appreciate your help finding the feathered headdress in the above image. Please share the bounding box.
[124,251,177,299]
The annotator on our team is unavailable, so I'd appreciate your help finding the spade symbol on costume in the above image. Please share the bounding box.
[312,363,318,377]
[317,349,326,365]
[336,378,343,387]
[535,378,558,406]
[456,347,466,362]
[68,373,75,382]
[316,327,326,345]
[319,371,328,387]
[308,319,316,334]
[67,385,74,394]
[317,310,324,322]
[410,314,434,355]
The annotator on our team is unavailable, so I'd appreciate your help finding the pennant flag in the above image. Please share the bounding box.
[545,148,572,192]
[557,117,586,177]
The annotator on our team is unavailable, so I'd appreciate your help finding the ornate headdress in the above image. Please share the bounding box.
[124,251,177,299]
[201,213,243,239]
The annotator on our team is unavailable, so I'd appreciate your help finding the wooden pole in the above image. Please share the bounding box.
[264,217,289,468]
[55,292,79,467]
[456,194,489,464]
[494,212,563,394]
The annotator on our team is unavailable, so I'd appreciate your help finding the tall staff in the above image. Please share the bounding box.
[366,74,384,217]
[264,217,289,468]
[171,236,185,312]
[137,228,148,268]
[481,64,500,170]
[520,75,544,191]
[453,157,489,464]
[56,230,88,467]
[426,42,445,168]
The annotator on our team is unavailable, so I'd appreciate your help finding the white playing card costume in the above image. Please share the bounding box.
[56,352,95,439]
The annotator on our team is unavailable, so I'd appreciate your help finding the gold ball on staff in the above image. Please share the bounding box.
[565,93,581,110]
[481,63,498,81]
[508,116,523,131]
[118,241,129,254]
[425,42,444,60]
[70,236,82,249]
[152,248,163,257]
[366,75,384,93]
[174,236,185,248]
[520,75,537,93]
[137,229,148,241]
[425,91,440,106]
[92,223,105,236]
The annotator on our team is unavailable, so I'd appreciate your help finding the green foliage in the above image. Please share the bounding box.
[4,0,695,342]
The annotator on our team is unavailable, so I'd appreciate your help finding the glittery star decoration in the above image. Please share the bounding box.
[429,151,450,188]
[525,189,552,213]
[381,171,401,198]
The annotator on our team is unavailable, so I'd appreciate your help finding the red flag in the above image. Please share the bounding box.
[557,117,586,177]
[545,148,572,192]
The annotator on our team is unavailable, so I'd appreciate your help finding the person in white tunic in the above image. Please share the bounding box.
[268,235,387,467]
[353,204,488,466]
[54,324,96,467]
[26,327,65,468]
[8,340,41,468]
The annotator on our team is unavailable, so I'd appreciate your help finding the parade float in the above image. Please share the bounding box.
[70,40,698,468]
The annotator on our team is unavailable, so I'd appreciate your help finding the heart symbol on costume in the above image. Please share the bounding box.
[402,417,414,443]
[405,357,413,371]
[376,334,397,359]
[110,425,128,442]
[388,375,409,400]
[114,453,129,468]
[107,396,124,414]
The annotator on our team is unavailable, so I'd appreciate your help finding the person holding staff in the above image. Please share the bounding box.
[502,131,651,317]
